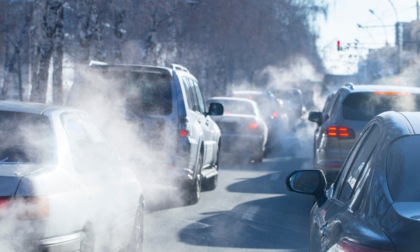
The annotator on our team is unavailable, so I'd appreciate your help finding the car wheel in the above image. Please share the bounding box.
[126,205,144,252]
[183,154,203,205]
[79,226,94,252]
[203,173,218,191]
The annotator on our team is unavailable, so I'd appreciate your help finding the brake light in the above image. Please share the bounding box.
[179,129,189,137]
[249,122,258,130]
[374,91,410,96]
[272,111,279,118]
[0,196,49,220]
[333,239,388,252]
[326,126,355,139]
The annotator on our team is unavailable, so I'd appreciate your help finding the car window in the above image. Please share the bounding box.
[183,77,200,112]
[124,72,173,115]
[334,124,379,202]
[62,113,115,172]
[215,100,255,115]
[0,111,55,163]
[387,135,420,202]
[192,79,206,114]
[342,92,420,121]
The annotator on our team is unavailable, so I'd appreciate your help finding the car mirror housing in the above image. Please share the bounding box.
[285,169,327,206]
[207,102,224,116]
[308,111,323,125]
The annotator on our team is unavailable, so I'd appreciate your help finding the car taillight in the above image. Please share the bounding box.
[374,91,410,96]
[179,129,189,137]
[0,196,49,220]
[326,126,355,139]
[272,111,279,118]
[249,122,258,130]
[178,117,189,137]
[330,239,389,252]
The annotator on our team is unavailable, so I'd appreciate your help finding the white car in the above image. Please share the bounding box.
[0,101,144,251]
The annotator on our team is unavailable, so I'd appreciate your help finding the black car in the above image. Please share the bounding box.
[67,62,223,204]
[286,111,420,251]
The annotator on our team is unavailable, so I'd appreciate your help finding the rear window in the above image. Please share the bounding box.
[123,72,172,115]
[0,112,55,163]
[342,92,420,121]
[72,70,173,116]
[214,100,256,116]
[387,136,420,202]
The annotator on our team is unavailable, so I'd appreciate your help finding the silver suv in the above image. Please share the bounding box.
[309,83,420,183]
[68,62,223,204]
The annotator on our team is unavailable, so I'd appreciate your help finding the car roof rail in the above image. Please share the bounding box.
[171,64,190,73]
[344,82,354,90]
[89,60,108,66]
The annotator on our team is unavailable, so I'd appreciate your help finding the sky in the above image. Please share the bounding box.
[317,0,419,74]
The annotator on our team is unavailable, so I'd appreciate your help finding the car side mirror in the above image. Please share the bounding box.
[308,111,323,126]
[207,102,224,116]
[285,169,327,206]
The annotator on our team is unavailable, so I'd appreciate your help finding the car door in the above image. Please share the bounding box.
[191,79,218,166]
[311,123,380,252]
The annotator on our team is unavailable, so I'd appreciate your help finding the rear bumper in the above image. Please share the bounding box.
[220,134,264,154]
[39,231,82,252]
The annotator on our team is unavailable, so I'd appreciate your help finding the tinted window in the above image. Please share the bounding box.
[342,92,420,121]
[124,72,172,115]
[387,136,420,202]
[335,125,379,202]
[0,112,55,163]
[213,100,256,116]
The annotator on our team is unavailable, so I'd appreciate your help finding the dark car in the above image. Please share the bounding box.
[286,111,420,252]
[232,90,289,152]
[207,97,268,163]
[67,62,223,204]
[0,101,144,251]
[308,83,420,183]
[271,88,306,128]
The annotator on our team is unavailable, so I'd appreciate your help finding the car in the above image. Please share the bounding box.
[271,88,307,128]
[206,97,268,163]
[308,83,420,183]
[0,100,144,251]
[286,110,420,252]
[67,62,224,204]
[232,90,289,153]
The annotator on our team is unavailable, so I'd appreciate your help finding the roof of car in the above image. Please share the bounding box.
[208,96,257,104]
[343,84,420,93]
[0,100,73,115]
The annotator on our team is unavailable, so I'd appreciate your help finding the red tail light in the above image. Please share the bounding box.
[272,111,279,118]
[333,239,388,252]
[249,122,258,130]
[326,126,355,139]
[179,129,189,137]
[0,196,49,220]
[374,91,410,96]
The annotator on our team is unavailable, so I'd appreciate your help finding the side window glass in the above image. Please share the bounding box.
[183,77,198,111]
[337,125,379,202]
[192,80,206,114]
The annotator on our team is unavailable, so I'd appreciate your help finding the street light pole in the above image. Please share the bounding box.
[369,9,389,46]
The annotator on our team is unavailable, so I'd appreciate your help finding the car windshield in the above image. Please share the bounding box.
[216,100,256,116]
[387,135,420,202]
[342,92,420,121]
[0,111,55,163]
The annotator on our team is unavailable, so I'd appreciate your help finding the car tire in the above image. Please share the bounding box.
[203,173,218,191]
[79,226,94,252]
[183,154,203,205]
[126,205,144,252]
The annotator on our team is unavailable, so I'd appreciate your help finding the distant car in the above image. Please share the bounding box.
[0,101,144,251]
[67,62,223,204]
[232,90,288,152]
[308,83,420,183]
[286,111,420,252]
[207,97,268,163]
[271,88,306,128]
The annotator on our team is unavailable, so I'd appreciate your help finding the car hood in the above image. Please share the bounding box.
[381,202,420,251]
[0,163,47,196]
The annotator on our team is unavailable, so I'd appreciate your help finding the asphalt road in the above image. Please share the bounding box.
[143,141,315,252]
